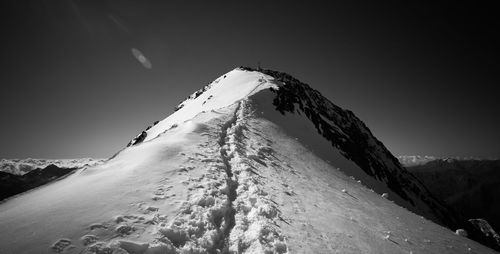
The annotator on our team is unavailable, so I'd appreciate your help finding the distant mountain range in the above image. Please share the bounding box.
[0,164,77,201]
[0,158,103,175]
[0,158,104,201]
[399,156,500,248]
[397,155,494,167]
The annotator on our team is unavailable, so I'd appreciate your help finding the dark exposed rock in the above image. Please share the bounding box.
[127,131,147,147]
[469,219,500,249]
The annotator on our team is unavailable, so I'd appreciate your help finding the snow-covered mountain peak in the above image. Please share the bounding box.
[127,67,487,238]
[2,67,498,253]
[131,68,277,145]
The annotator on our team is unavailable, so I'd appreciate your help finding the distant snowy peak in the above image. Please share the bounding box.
[0,158,104,175]
[398,155,494,167]
[398,155,439,167]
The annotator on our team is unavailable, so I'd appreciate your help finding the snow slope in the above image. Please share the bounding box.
[141,69,277,144]
[0,68,496,253]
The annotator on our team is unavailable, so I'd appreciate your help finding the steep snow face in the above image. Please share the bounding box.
[0,158,104,175]
[0,67,497,253]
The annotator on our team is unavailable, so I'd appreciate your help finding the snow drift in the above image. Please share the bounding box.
[0,67,497,253]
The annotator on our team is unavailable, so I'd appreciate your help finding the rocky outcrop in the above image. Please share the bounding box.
[469,219,500,250]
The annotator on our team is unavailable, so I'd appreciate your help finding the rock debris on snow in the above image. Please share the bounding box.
[51,238,72,253]
[80,235,98,246]
[456,229,468,237]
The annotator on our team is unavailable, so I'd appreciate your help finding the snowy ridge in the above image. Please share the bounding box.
[0,67,498,253]
[252,68,458,226]
[223,100,287,252]
[0,158,104,175]
[136,69,277,144]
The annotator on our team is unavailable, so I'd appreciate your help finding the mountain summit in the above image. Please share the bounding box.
[0,67,496,253]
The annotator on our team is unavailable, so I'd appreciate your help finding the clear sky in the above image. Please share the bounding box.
[0,1,498,159]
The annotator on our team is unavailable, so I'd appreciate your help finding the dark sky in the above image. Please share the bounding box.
[0,1,499,159]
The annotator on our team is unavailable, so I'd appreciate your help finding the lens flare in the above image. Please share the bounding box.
[131,48,152,69]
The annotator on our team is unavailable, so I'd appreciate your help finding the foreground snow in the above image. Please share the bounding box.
[0,68,496,253]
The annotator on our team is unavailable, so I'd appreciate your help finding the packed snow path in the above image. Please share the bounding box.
[0,68,496,253]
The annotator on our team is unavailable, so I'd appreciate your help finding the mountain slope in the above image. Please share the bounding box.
[0,68,496,253]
